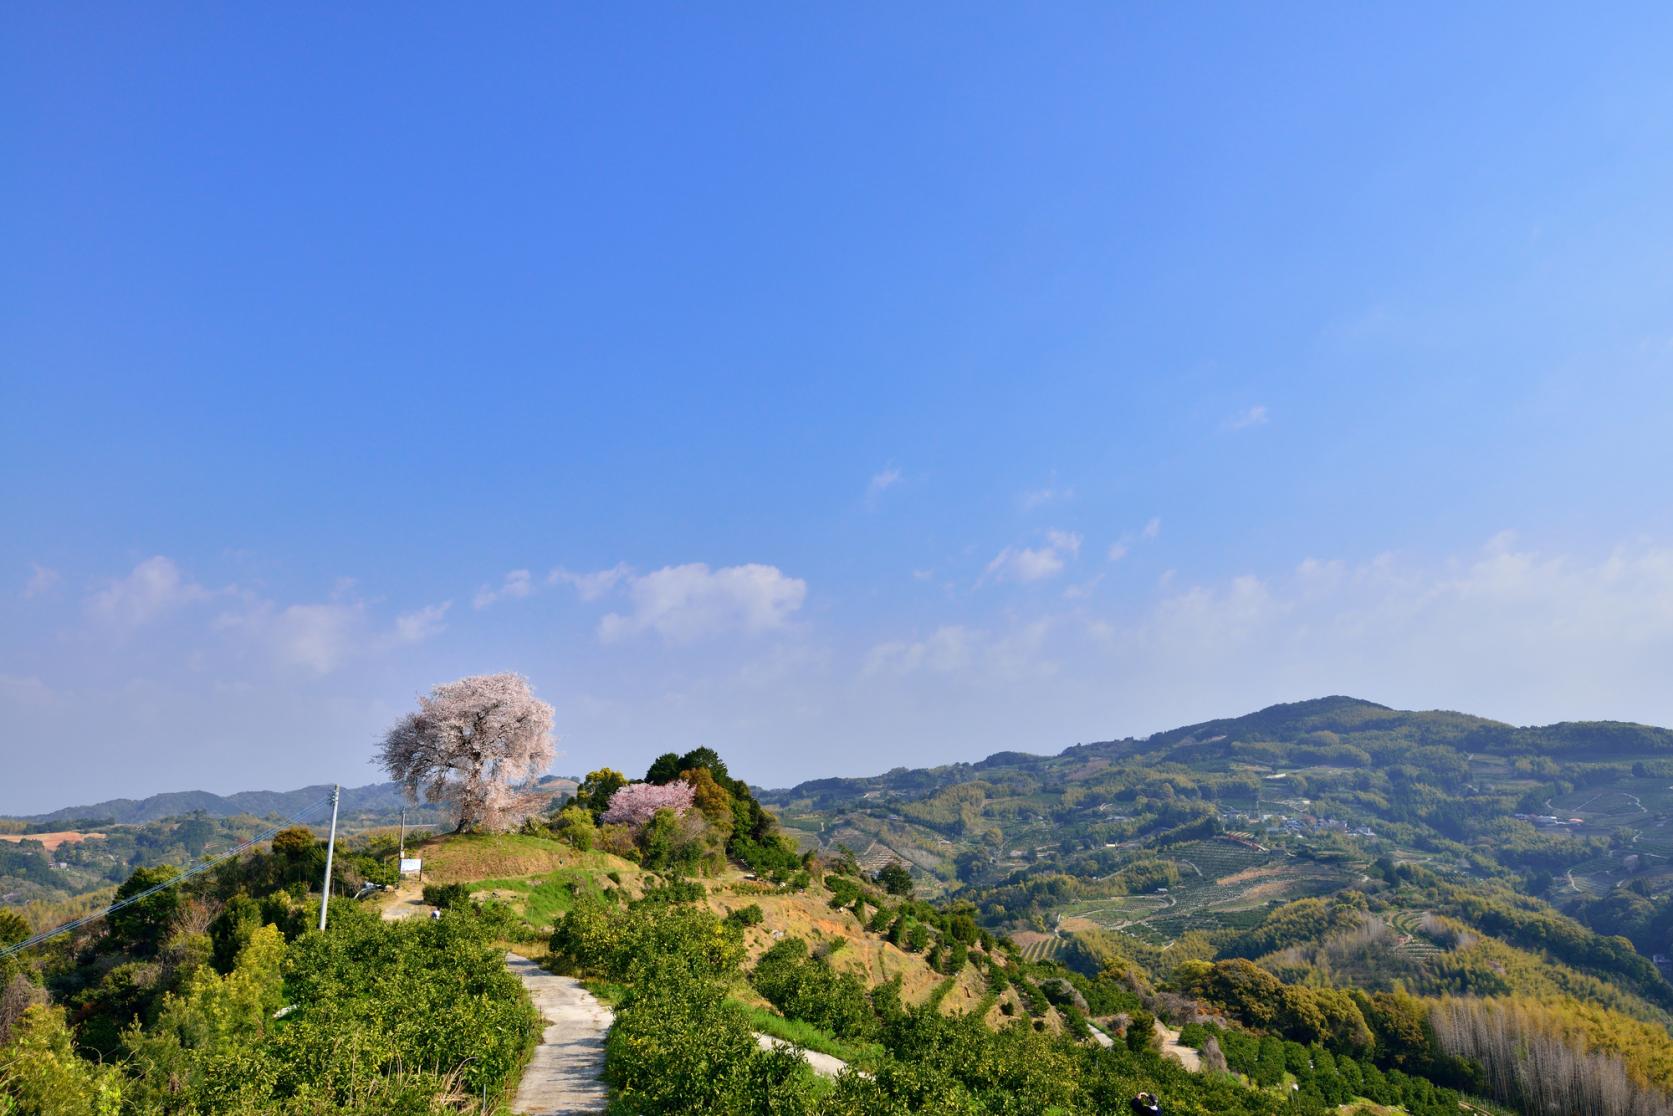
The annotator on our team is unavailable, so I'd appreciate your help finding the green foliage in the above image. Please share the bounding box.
[725,904,765,929]
[106,865,182,956]
[551,804,598,851]
[0,1005,124,1116]
[2,904,538,1115]
[418,881,470,910]
[749,937,879,1040]
[1219,894,1367,959]
[875,862,913,897]
[576,768,629,820]
[550,893,744,983]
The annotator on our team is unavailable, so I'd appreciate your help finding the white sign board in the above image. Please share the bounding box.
[399,858,422,875]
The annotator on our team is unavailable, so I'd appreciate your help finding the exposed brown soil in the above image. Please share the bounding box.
[0,831,106,851]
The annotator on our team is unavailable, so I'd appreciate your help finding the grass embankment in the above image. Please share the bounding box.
[473,862,640,928]
[415,832,635,883]
[736,1002,885,1068]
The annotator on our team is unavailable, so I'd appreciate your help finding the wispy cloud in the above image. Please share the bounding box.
[984,530,1082,584]
[866,466,902,506]
[550,563,631,601]
[1021,483,1074,510]
[22,564,60,599]
[86,556,220,629]
[473,569,534,609]
[392,601,451,644]
[1106,517,1160,562]
[1223,404,1269,431]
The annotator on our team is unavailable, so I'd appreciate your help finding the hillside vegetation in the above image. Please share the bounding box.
[7,701,1673,1114]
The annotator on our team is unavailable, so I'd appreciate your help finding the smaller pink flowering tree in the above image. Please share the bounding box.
[601,781,695,829]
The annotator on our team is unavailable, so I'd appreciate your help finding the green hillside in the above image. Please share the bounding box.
[8,706,1673,1114]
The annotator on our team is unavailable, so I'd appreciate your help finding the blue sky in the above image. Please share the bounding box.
[6,6,1673,813]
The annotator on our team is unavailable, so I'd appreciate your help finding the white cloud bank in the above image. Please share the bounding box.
[599,562,807,644]
[869,534,1673,736]
[79,556,449,675]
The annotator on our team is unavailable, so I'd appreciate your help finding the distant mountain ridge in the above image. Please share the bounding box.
[761,694,1673,804]
[14,775,578,826]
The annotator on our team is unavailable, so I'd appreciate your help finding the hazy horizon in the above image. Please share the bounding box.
[9,7,1673,814]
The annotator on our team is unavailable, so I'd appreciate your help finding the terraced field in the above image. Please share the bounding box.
[1388,910,1445,962]
[1058,838,1357,945]
[1013,931,1063,963]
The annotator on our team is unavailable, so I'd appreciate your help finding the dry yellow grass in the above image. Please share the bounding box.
[0,831,106,851]
[704,881,991,1013]
[413,833,636,884]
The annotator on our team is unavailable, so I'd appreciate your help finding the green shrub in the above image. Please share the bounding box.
[420,882,471,910]
[725,904,764,929]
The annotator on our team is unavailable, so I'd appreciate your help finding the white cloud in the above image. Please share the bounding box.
[883,536,1673,743]
[599,563,807,645]
[1063,575,1103,600]
[217,599,364,674]
[864,625,977,676]
[1107,518,1161,561]
[864,620,1057,682]
[23,564,60,599]
[0,674,56,707]
[867,467,902,504]
[392,601,451,644]
[550,563,631,601]
[1046,529,1082,557]
[1223,404,1269,431]
[1022,484,1074,510]
[473,569,534,609]
[269,603,361,673]
[86,556,217,628]
[985,546,1065,582]
[984,530,1081,584]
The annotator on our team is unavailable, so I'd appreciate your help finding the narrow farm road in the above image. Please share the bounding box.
[754,1033,850,1078]
[506,953,613,1114]
[1154,1019,1201,1071]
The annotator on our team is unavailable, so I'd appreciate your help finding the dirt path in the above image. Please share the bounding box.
[506,953,613,1114]
[1154,1019,1201,1071]
[378,879,430,921]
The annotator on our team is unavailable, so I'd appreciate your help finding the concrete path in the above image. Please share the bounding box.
[1154,1019,1201,1071]
[753,1033,851,1079]
[506,953,613,1114]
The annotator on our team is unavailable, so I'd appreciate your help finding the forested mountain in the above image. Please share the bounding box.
[17,776,579,827]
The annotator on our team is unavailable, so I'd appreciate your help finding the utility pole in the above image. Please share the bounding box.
[318,784,340,932]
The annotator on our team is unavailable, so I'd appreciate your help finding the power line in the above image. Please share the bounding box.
[1,792,337,961]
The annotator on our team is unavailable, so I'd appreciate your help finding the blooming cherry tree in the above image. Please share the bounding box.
[378,673,556,832]
[600,781,695,828]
